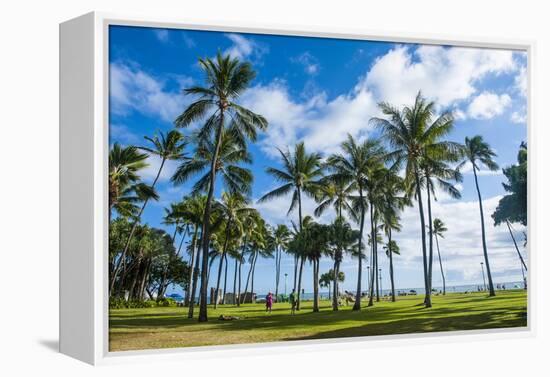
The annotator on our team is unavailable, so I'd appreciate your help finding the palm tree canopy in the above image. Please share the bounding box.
[433,218,448,237]
[258,142,324,216]
[458,135,499,172]
[139,129,187,162]
[174,52,267,145]
[171,129,253,195]
[384,240,400,256]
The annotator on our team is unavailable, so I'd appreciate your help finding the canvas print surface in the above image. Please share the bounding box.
[108,25,528,352]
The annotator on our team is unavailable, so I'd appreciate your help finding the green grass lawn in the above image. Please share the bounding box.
[109,289,527,351]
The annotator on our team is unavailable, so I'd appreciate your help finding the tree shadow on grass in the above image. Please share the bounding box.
[285,311,527,341]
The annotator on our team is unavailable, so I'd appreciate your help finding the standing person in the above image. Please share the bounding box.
[289,289,297,315]
[266,292,273,313]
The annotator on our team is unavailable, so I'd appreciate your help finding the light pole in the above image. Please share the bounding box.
[480,262,486,291]
[284,273,288,296]
[367,266,370,297]
[379,268,382,297]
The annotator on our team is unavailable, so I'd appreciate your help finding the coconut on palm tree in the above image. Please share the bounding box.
[259,142,323,309]
[110,130,186,295]
[174,54,267,322]
[326,134,386,310]
[371,92,461,307]
[458,135,499,296]
[432,218,448,295]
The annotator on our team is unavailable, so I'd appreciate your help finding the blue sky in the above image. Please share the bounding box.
[109,25,528,296]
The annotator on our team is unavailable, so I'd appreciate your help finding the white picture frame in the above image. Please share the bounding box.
[59,11,535,365]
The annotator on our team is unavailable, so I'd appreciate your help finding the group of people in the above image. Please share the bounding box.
[264,289,298,315]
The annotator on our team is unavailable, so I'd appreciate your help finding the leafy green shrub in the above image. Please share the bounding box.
[156,297,177,307]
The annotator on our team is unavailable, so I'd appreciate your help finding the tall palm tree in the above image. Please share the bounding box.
[458,135,499,296]
[314,179,357,220]
[418,156,462,295]
[432,218,448,295]
[272,224,291,300]
[175,53,267,322]
[110,130,187,294]
[259,142,323,309]
[371,92,460,307]
[326,134,386,310]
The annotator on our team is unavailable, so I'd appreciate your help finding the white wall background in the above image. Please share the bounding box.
[0,0,547,375]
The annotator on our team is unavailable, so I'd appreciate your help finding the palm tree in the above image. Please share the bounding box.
[371,92,460,307]
[259,142,323,309]
[458,135,499,296]
[272,224,291,300]
[326,134,386,310]
[174,53,267,322]
[108,143,150,220]
[212,192,254,308]
[432,218,447,295]
[414,156,462,296]
[110,130,186,294]
[314,179,357,220]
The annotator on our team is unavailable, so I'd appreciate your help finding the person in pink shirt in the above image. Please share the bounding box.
[265,292,273,313]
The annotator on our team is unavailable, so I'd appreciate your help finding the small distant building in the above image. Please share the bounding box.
[224,293,237,304]
[210,288,222,304]
[240,292,256,304]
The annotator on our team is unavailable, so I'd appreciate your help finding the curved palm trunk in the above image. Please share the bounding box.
[332,259,340,311]
[185,226,198,307]
[414,168,432,307]
[275,247,281,300]
[296,256,305,310]
[111,157,166,295]
[368,205,376,307]
[473,166,495,296]
[251,252,258,299]
[232,257,238,304]
[506,220,528,271]
[158,224,180,299]
[353,188,365,311]
[237,258,242,306]
[388,228,396,302]
[435,233,446,295]
[198,113,225,322]
[312,259,320,312]
[213,254,224,309]
[426,180,435,297]
[222,253,228,304]
[188,237,202,318]
[241,251,255,304]
[374,220,379,302]
[293,255,298,292]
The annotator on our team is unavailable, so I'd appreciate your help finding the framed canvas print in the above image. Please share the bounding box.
[60,12,533,365]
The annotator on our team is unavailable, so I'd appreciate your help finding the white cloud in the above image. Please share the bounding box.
[109,123,141,145]
[153,29,169,42]
[291,52,320,75]
[511,108,527,124]
[223,34,267,62]
[467,91,511,119]
[141,154,180,183]
[515,65,527,97]
[110,62,190,122]
[181,32,196,48]
[364,45,516,108]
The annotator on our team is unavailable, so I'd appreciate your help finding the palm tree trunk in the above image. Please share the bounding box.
[293,255,298,292]
[368,205,376,307]
[375,221,379,302]
[233,257,238,304]
[506,220,528,271]
[197,111,225,322]
[237,258,242,306]
[388,228,396,302]
[296,256,305,310]
[473,166,495,296]
[332,259,339,311]
[185,226,198,307]
[275,247,280,300]
[214,254,224,309]
[426,180,435,297]
[353,188,365,311]
[241,252,255,304]
[414,168,432,307]
[222,252,228,304]
[111,157,166,295]
[188,238,202,318]
[251,252,258,298]
[313,259,320,312]
[435,233,446,295]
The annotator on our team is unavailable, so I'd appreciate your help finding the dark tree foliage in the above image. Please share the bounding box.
[493,142,527,226]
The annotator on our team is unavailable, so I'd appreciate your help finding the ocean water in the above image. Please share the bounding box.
[177,281,525,302]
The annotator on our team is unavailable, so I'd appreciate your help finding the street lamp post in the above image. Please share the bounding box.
[284,273,288,296]
[480,262,487,291]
